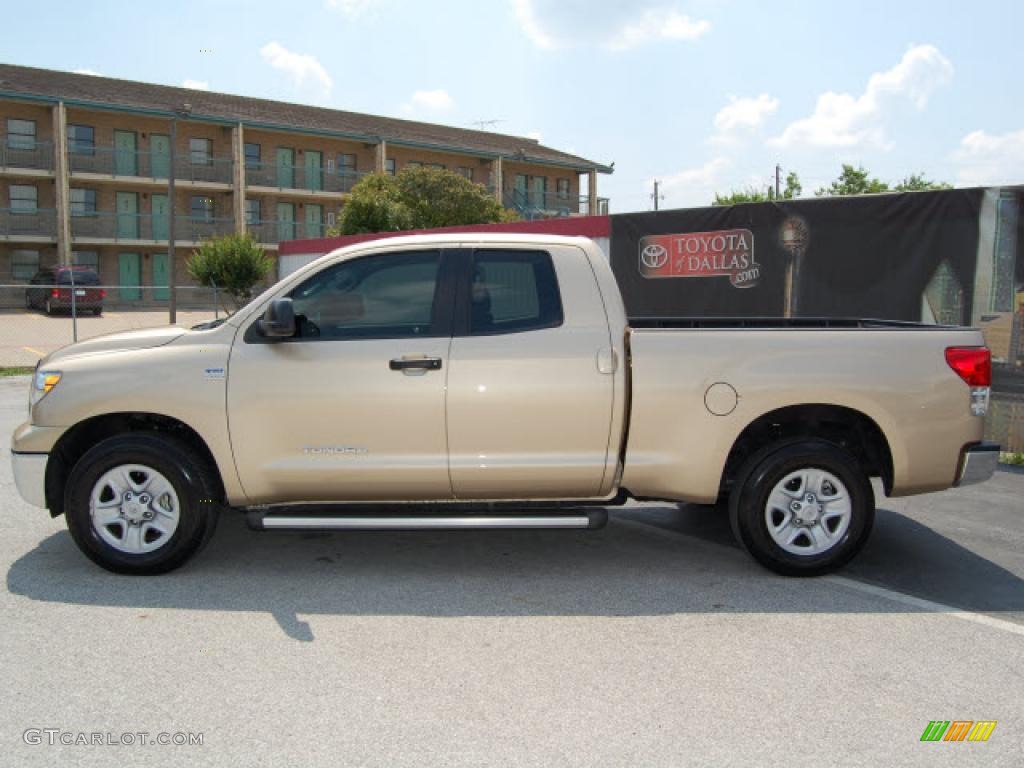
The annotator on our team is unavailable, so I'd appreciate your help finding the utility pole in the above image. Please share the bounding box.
[775,164,781,200]
[652,179,663,211]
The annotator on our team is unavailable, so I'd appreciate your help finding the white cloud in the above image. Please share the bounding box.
[512,1,709,51]
[182,79,209,90]
[527,130,544,143]
[606,9,711,51]
[770,44,953,150]
[953,129,1024,186]
[325,0,378,17]
[654,157,731,208]
[512,0,561,50]
[410,89,454,111]
[259,41,333,95]
[73,68,103,76]
[714,94,779,134]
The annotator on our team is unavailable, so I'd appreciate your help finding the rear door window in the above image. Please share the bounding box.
[466,250,563,335]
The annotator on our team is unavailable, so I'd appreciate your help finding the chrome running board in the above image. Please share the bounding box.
[248,509,607,531]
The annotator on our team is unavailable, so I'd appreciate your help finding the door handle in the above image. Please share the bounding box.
[389,356,443,371]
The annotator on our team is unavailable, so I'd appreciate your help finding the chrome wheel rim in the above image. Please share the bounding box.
[90,464,180,554]
[764,468,852,556]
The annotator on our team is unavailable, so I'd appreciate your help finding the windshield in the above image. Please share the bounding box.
[57,271,100,286]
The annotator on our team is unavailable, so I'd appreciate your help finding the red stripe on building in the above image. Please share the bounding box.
[278,215,611,256]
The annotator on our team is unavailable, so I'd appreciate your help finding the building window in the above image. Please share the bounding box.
[9,184,38,212]
[244,142,261,169]
[556,178,570,200]
[189,138,213,166]
[72,251,99,269]
[11,250,39,281]
[70,188,97,217]
[406,161,423,169]
[190,195,214,220]
[428,163,446,170]
[67,124,95,155]
[245,198,261,225]
[456,167,474,181]
[385,158,396,176]
[6,118,36,150]
[338,153,357,176]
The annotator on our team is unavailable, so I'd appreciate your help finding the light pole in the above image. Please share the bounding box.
[168,115,176,324]
[167,104,192,325]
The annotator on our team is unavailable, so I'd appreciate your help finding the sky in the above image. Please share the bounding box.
[3,0,1023,213]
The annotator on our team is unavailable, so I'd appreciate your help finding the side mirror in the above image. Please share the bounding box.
[258,297,295,338]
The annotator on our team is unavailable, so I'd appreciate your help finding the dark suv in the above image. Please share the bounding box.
[25,266,106,316]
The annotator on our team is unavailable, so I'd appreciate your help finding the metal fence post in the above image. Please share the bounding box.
[213,280,219,320]
[69,269,78,343]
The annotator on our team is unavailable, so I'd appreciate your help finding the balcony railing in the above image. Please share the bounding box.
[0,208,57,238]
[245,162,368,194]
[68,146,234,184]
[70,212,234,242]
[247,219,328,244]
[1,139,55,171]
[502,189,606,219]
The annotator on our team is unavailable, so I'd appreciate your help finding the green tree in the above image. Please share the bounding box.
[713,171,803,206]
[894,173,953,192]
[332,166,515,235]
[187,233,273,312]
[815,164,890,196]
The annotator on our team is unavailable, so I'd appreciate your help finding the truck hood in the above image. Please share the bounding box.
[42,326,187,363]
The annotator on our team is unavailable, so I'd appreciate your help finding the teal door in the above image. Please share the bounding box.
[304,204,323,237]
[116,192,139,239]
[304,150,322,191]
[152,253,169,301]
[114,130,138,176]
[276,202,295,241]
[151,194,169,240]
[276,148,294,188]
[531,176,547,208]
[150,134,170,179]
[119,253,141,301]
[514,174,528,206]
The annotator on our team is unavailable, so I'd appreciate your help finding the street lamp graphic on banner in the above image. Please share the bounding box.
[779,216,809,317]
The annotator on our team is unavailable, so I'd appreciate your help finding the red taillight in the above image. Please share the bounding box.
[100,289,107,298]
[51,288,59,298]
[945,347,991,387]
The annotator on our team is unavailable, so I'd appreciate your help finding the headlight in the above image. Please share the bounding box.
[30,369,61,409]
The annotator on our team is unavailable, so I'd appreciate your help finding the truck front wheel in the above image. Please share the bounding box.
[64,434,220,575]
[729,440,874,577]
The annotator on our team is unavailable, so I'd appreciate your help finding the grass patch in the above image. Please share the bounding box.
[1000,452,1024,466]
[0,367,34,377]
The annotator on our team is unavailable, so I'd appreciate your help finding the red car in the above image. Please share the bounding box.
[25,266,106,316]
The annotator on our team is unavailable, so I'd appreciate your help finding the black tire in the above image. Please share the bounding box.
[93,307,103,316]
[64,434,220,575]
[729,439,874,577]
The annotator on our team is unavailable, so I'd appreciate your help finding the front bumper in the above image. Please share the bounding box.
[954,442,1000,487]
[11,452,47,509]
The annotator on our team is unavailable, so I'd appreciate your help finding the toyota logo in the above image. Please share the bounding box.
[641,243,669,269]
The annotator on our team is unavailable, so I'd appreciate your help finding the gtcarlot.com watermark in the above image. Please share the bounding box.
[23,729,203,747]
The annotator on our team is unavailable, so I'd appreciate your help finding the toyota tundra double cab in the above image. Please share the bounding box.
[11,234,999,576]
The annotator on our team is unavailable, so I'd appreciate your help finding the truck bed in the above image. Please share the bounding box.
[629,317,959,330]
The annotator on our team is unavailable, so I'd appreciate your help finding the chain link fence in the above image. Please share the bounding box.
[0,284,225,367]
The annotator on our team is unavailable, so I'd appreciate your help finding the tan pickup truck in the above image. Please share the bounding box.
[11,234,999,576]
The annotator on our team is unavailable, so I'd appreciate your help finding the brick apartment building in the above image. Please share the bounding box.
[0,63,611,295]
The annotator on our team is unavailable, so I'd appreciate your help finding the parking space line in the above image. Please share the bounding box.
[827,576,1024,637]
[22,346,46,358]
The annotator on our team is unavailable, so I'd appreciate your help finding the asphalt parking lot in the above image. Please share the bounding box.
[0,309,219,367]
[1,375,1022,767]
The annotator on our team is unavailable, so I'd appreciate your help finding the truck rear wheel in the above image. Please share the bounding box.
[729,439,874,577]
[64,434,220,575]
